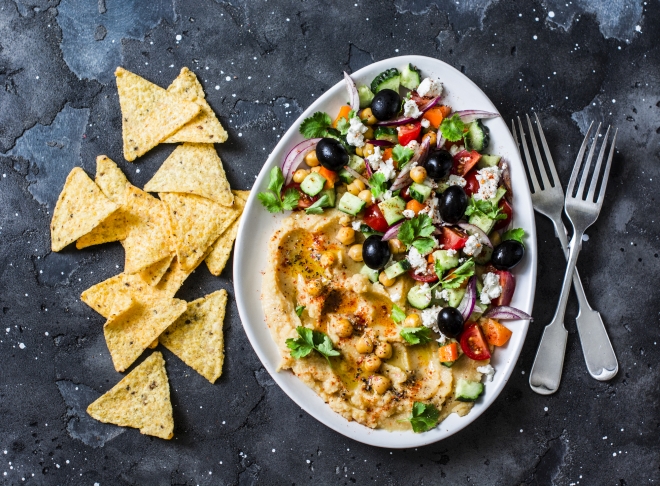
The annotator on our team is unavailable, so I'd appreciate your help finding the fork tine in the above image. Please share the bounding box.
[511,119,519,146]
[533,113,561,188]
[526,114,552,190]
[595,128,617,210]
[566,121,594,197]
[575,123,601,199]
[586,125,611,202]
[516,116,541,194]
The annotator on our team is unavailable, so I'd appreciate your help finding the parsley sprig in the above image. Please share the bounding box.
[257,167,299,213]
[408,402,440,433]
[502,228,525,246]
[434,258,475,289]
[439,114,465,142]
[392,144,415,169]
[286,326,340,363]
[397,214,436,254]
[299,112,333,138]
[369,172,388,199]
[464,198,508,221]
[391,303,406,324]
[400,326,433,345]
[305,194,329,215]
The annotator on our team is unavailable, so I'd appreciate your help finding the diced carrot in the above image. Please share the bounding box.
[317,166,339,189]
[405,199,426,215]
[332,105,352,128]
[438,105,452,118]
[422,106,444,129]
[382,147,394,162]
[438,342,459,362]
[481,318,512,346]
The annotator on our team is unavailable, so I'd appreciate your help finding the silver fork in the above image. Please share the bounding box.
[522,121,617,394]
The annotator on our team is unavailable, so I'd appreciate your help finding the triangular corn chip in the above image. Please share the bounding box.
[122,186,174,273]
[103,296,187,372]
[159,290,227,383]
[144,143,233,206]
[138,254,175,286]
[160,193,239,271]
[95,155,131,205]
[205,190,249,276]
[154,249,211,298]
[75,209,136,249]
[115,67,200,162]
[163,68,228,144]
[87,352,174,439]
[51,168,119,252]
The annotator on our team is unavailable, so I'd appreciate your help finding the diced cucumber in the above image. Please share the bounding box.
[374,126,398,144]
[300,172,326,196]
[407,284,432,310]
[338,192,366,216]
[474,245,493,265]
[378,196,406,225]
[476,154,501,169]
[432,250,460,272]
[445,288,466,308]
[371,68,401,93]
[464,120,490,153]
[338,155,366,183]
[384,259,412,279]
[441,360,455,368]
[436,181,450,194]
[408,182,432,203]
[319,188,336,208]
[493,186,507,205]
[400,63,422,90]
[455,378,484,402]
[358,85,375,108]
[468,212,495,234]
[360,264,379,283]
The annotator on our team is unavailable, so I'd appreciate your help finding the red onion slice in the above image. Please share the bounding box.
[436,132,446,149]
[458,223,493,249]
[366,139,395,147]
[456,110,500,124]
[342,165,370,187]
[382,221,404,241]
[483,306,533,320]
[412,136,431,166]
[390,166,412,191]
[343,72,360,111]
[374,96,441,126]
[281,138,321,184]
[364,158,373,177]
[457,277,477,321]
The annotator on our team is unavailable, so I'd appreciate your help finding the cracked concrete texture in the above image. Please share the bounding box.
[0,0,659,484]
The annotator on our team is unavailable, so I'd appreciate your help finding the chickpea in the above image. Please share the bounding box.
[362,354,382,372]
[404,313,422,328]
[336,227,355,246]
[334,318,354,338]
[292,168,310,184]
[358,190,373,205]
[304,150,320,167]
[388,238,406,255]
[355,146,364,157]
[356,336,374,354]
[320,252,336,267]
[307,280,324,297]
[346,181,361,196]
[362,143,375,158]
[352,179,366,192]
[379,271,396,287]
[363,127,374,140]
[371,374,391,395]
[348,244,363,262]
[375,341,393,359]
[410,166,428,184]
[339,214,352,226]
[422,131,437,147]
[311,166,322,173]
[490,231,502,247]
[359,107,378,125]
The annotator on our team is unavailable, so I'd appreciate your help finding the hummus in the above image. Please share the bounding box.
[262,209,487,431]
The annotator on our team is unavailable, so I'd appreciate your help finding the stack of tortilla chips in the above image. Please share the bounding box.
[49,67,249,440]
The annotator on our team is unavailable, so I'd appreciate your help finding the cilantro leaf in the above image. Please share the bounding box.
[336,117,350,136]
[257,191,283,213]
[295,305,305,317]
[286,326,340,363]
[502,228,525,246]
[400,326,433,345]
[439,113,465,142]
[282,188,300,211]
[412,236,436,255]
[464,198,507,220]
[369,172,388,199]
[391,304,406,323]
[299,112,332,138]
[267,166,285,194]
[439,258,475,289]
[392,145,415,168]
[397,214,435,248]
[359,224,384,237]
[304,194,328,214]
[258,167,299,213]
[408,402,440,433]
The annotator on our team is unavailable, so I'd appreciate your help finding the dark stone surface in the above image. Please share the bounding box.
[0,0,658,484]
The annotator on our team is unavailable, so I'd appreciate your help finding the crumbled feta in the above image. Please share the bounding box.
[481,272,502,304]
[463,235,483,257]
[351,220,362,231]
[446,248,457,257]
[403,99,422,119]
[449,144,465,156]
[376,158,396,180]
[407,247,428,274]
[381,190,393,200]
[389,290,401,302]
[435,289,451,301]
[366,146,383,170]
[420,304,440,330]
[406,140,420,151]
[417,77,443,98]
[418,283,432,300]
[447,175,466,187]
[477,364,495,382]
[402,209,416,219]
[421,118,430,128]
[346,116,368,147]
[474,166,502,201]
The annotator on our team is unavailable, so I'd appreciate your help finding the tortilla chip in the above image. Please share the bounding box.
[160,290,227,383]
[107,292,136,320]
[115,67,200,162]
[82,272,164,319]
[122,186,174,273]
[51,168,119,252]
[163,67,228,144]
[87,351,174,439]
[143,143,233,206]
[148,339,159,349]
[95,155,131,205]
[205,190,249,276]
[160,193,239,271]
[153,249,210,298]
[104,296,187,372]
[138,254,175,286]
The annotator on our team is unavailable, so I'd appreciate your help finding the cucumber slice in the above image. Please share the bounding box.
[358,85,375,108]
[300,172,326,196]
[432,250,460,272]
[493,186,507,205]
[476,154,501,169]
[338,192,366,216]
[464,120,490,153]
[468,212,495,234]
[445,288,466,308]
[455,378,484,402]
[400,63,422,90]
[338,155,366,184]
[473,245,493,265]
[371,68,401,93]
[441,360,455,368]
[384,259,412,279]
[374,126,398,143]
[409,182,432,203]
[407,284,432,309]
[360,264,379,283]
[378,196,406,225]
[318,188,336,208]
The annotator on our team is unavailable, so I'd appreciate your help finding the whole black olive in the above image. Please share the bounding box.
[491,240,524,270]
[370,89,401,121]
[362,235,391,270]
[315,138,349,171]
[426,150,454,180]
[437,307,464,338]
[439,186,468,224]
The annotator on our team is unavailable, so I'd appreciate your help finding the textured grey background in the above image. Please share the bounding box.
[0,0,659,484]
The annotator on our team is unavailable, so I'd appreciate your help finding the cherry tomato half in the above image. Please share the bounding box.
[282,183,318,209]
[460,322,492,360]
[363,203,389,233]
[400,186,413,202]
[493,199,513,231]
[438,226,469,251]
[484,265,516,307]
[463,169,480,197]
[397,122,422,146]
[408,264,439,283]
[452,150,482,176]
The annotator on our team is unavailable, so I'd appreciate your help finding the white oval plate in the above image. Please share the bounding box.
[234,55,537,448]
